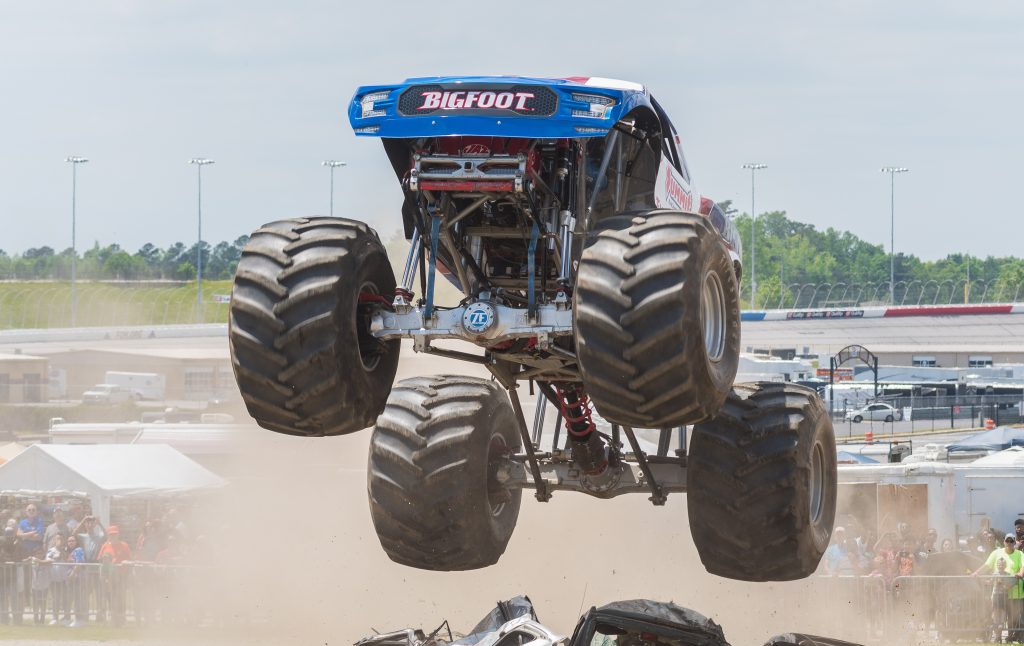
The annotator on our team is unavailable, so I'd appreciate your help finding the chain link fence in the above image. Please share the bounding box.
[750,279,1023,310]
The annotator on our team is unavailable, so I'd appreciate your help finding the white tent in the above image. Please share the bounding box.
[970,445,1024,467]
[0,444,226,524]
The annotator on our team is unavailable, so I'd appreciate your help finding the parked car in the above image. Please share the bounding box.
[82,384,136,404]
[845,403,901,423]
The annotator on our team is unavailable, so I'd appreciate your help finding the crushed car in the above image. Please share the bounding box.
[353,596,864,646]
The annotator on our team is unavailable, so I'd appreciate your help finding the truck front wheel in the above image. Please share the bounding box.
[229,217,399,436]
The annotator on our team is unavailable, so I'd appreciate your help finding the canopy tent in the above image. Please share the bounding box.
[946,426,1024,454]
[0,442,26,465]
[837,450,879,465]
[0,444,225,525]
[970,445,1024,467]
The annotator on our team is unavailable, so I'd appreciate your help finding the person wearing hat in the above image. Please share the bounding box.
[973,533,1024,641]
[1014,519,1024,550]
[96,526,130,565]
[96,526,131,626]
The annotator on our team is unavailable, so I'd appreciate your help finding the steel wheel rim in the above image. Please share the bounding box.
[701,270,727,362]
[809,440,826,524]
[486,434,510,518]
[356,281,382,371]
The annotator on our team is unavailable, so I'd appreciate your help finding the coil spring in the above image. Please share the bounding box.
[554,384,596,438]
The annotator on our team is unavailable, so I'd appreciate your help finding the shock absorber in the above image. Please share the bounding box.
[555,384,608,475]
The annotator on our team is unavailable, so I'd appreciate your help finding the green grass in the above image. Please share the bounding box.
[0,245,467,331]
[0,281,234,329]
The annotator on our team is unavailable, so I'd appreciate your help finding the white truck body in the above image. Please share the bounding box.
[103,371,165,400]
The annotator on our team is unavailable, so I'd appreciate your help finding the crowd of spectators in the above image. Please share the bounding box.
[0,501,199,627]
[822,521,938,581]
[820,516,1024,642]
[821,518,1024,580]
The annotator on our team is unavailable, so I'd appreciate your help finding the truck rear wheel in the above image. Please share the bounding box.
[687,382,837,581]
[229,217,399,436]
[574,210,740,428]
[368,375,522,571]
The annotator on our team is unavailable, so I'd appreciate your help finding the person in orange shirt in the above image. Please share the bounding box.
[96,526,131,626]
[96,526,131,564]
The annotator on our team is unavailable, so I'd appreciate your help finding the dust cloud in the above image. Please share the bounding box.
[186,352,871,646]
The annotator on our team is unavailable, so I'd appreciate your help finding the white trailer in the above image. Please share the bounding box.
[103,371,165,400]
[952,449,1024,536]
[835,462,957,544]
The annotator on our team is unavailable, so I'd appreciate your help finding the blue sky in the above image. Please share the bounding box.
[1,1,1022,259]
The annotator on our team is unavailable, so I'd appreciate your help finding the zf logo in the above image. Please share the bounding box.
[468,310,489,328]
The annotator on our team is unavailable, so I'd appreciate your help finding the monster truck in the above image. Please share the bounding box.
[228,75,837,580]
[353,595,864,646]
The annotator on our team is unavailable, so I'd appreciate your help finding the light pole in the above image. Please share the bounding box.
[189,158,215,322]
[742,163,767,308]
[880,167,909,304]
[322,160,346,216]
[64,156,89,326]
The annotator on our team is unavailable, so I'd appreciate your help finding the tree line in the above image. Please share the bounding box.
[0,237,249,281]
[723,202,1024,302]
[2,208,1023,293]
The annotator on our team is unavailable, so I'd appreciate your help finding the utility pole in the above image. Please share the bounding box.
[742,163,767,308]
[189,158,215,322]
[880,167,909,305]
[965,255,970,303]
[65,156,89,327]
[322,160,347,217]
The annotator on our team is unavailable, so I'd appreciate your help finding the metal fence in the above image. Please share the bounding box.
[828,393,1023,439]
[749,279,1023,310]
[787,575,1024,644]
[0,561,211,626]
[0,563,1018,641]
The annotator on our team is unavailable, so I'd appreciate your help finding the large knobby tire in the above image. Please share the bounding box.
[687,382,837,581]
[367,375,523,571]
[574,210,740,428]
[229,217,400,436]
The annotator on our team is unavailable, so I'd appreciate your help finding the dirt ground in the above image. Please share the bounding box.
[10,350,868,645]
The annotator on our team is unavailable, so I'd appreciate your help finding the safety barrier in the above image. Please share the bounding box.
[0,560,207,626]
[891,575,1024,643]
[0,563,1019,639]
[791,574,1024,643]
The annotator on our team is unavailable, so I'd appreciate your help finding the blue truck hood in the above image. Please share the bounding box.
[348,75,650,139]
